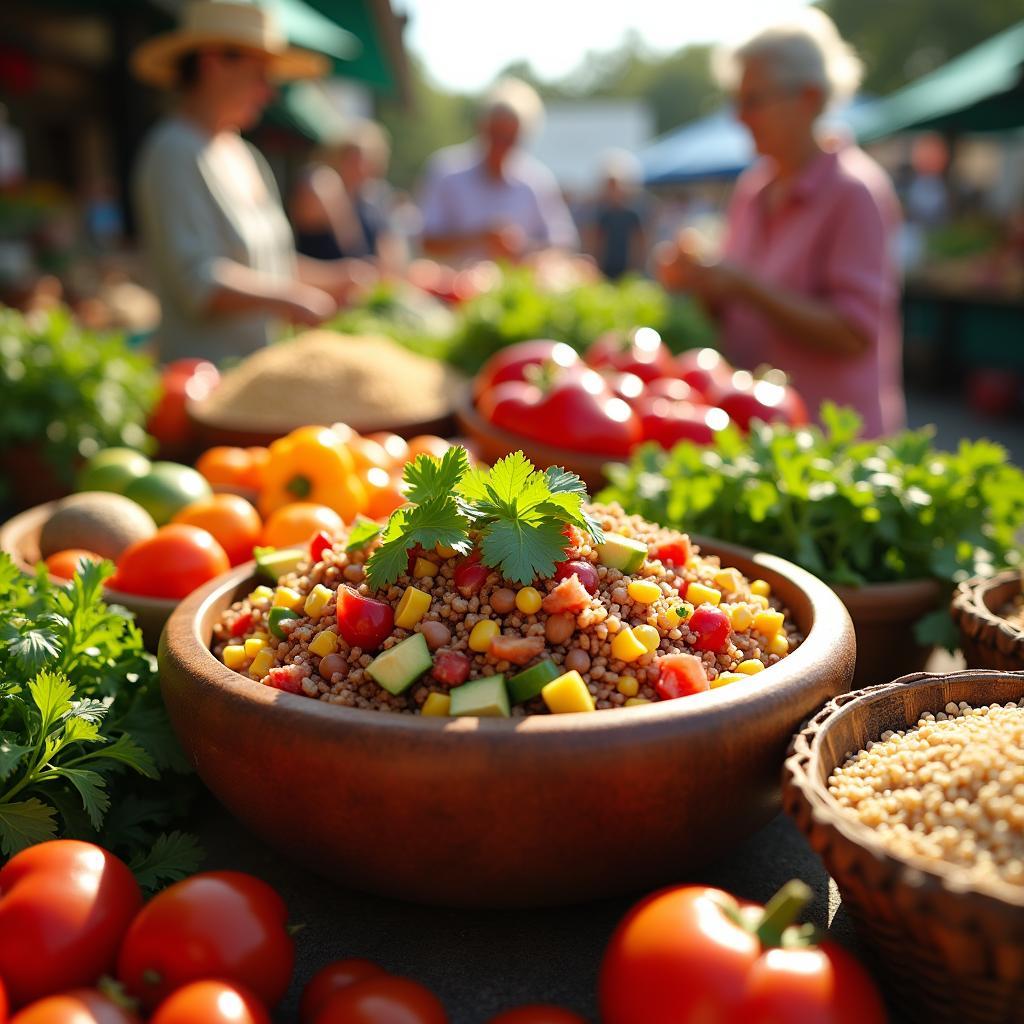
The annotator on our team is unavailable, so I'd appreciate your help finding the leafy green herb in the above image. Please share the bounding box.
[0,554,200,881]
[345,517,384,552]
[674,605,693,621]
[599,404,1024,649]
[365,449,604,589]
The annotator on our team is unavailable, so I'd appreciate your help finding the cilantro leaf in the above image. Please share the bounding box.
[345,517,383,552]
[129,830,205,892]
[7,629,61,675]
[0,735,33,781]
[481,451,537,506]
[403,447,469,504]
[60,768,110,829]
[28,671,75,734]
[480,517,569,586]
[0,798,58,855]
[81,733,159,779]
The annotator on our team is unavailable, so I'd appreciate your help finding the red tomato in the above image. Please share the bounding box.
[687,605,732,653]
[314,976,446,1024]
[654,652,709,699]
[335,586,395,651]
[488,1009,586,1024]
[606,372,645,405]
[147,360,220,455]
[110,524,230,600]
[585,327,676,382]
[600,883,887,1024]
[43,548,104,581]
[150,980,270,1024]
[637,399,730,449]
[453,558,488,597]
[644,377,698,403]
[715,373,809,433]
[474,340,580,400]
[301,959,387,1023]
[674,348,733,402]
[477,380,542,435]
[650,537,690,568]
[0,841,141,1008]
[172,492,263,567]
[9,989,140,1024]
[553,560,599,595]
[117,871,294,1010]
[310,530,334,563]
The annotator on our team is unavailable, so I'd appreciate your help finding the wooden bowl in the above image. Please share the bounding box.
[0,500,175,652]
[951,571,1024,671]
[783,669,1024,1024]
[455,393,618,490]
[158,537,856,909]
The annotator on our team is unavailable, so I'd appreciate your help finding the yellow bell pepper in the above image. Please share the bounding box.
[258,425,367,522]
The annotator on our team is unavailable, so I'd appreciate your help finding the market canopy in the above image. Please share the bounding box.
[853,20,1024,140]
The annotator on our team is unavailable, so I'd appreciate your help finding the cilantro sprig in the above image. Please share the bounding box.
[365,448,604,589]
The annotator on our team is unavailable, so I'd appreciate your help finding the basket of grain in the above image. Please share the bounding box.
[187,331,468,446]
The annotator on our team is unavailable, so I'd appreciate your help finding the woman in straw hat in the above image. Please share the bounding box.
[132,0,366,362]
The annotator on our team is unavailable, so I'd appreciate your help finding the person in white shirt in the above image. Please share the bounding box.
[419,78,579,265]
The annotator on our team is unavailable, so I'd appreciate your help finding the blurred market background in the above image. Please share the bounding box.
[1,0,1023,499]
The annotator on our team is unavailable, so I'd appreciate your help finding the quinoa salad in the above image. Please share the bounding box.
[212,500,803,717]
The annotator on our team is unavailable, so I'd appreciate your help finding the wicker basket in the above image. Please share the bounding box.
[951,571,1024,672]
[783,670,1024,1024]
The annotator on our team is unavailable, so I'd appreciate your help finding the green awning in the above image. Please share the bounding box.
[263,0,362,65]
[273,79,349,140]
[854,21,1024,140]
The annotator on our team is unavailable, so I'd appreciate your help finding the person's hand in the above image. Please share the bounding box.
[483,224,527,261]
[329,258,378,306]
[274,284,338,326]
[655,232,744,304]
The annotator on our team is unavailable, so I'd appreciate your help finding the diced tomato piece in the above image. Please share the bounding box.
[454,560,489,597]
[229,609,253,637]
[309,530,332,563]
[335,586,394,651]
[489,634,545,666]
[267,665,305,694]
[554,559,599,594]
[652,537,691,568]
[542,574,591,615]
[561,524,587,549]
[688,605,731,652]
[432,649,471,687]
[405,544,425,576]
[655,653,709,700]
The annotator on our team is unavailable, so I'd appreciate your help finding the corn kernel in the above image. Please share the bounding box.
[751,579,771,597]
[611,626,648,663]
[728,605,753,632]
[714,568,742,593]
[753,609,785,637]
[515,586,542,615]
[749,594,770,609]
[222,644,247,670]
[469,619,500,652]
[633,624,661,653]
[686,583,721,607]
[768,633,789,657]
[248,585,274,604]
[625,697,651,706]
[421,692,451,717]
[244,637,267,659]
[617,675,639,697]
[308,630,339,657]
[736,659,766,675]
[627,579,661,604]
[395,586,432,629]
[712,672,747,688]
[248,648,275,678]
[542,671,595,713]
[273,586,303,611]
[303,583,334,619]
[413,557,439,579]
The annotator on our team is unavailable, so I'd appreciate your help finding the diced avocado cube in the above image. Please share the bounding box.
[507,659,561,704]
[267,606,301,638]
[367,633,433,695]
[255,546,306,582]
[596,533,647,574]
[449,675,510,718]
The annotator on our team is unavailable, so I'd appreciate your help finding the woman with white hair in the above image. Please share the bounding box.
[657,10,904,437]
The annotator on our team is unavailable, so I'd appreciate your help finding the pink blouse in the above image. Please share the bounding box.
[721,146,905,438]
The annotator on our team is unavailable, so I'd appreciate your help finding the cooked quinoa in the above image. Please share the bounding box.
[212,502,803,716]
[828,701,1024,887]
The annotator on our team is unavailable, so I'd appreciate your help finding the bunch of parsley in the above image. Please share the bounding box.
[365,448,604,589]
[0,554,201,888]
[599,404,1024,648]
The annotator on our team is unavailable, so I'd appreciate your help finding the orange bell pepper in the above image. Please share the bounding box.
[258,425,367,522]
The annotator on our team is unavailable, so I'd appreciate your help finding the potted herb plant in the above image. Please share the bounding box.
[599,404,1024,684]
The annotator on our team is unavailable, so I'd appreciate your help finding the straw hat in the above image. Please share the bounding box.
[132,1,329,88]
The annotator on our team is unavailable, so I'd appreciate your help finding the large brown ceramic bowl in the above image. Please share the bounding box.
[159,537,856,909]
[0,500,174,652]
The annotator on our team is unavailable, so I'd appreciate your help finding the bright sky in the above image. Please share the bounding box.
[397,0,816,94]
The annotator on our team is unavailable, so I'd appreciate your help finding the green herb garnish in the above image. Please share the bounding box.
[365,448,605,589]
[674,605,693,621]
[345,517,383,552]
[0,555,200,888]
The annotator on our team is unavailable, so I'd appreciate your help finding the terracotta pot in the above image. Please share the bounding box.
[0,500,175,652]
[833,578,946,687]
[951,571,1024,671]
[158,538,856,909]
[784,670,1024,1024]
